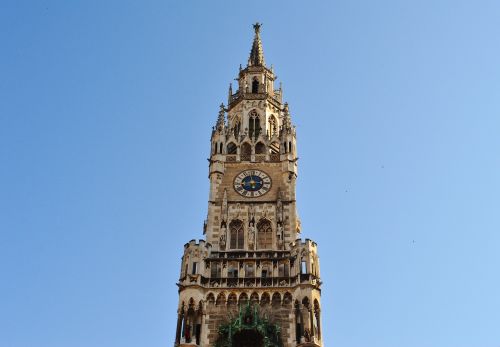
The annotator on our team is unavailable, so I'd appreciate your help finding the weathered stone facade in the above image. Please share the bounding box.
[174,24,323,347]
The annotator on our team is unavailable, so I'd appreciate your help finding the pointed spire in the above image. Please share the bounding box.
[248,22,265,67]
[216,103,225,130]
[283,102,292,130]
[227,83,233,105]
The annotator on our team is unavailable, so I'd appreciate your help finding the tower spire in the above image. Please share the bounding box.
[216,103,225,130]
[248,22,265,67]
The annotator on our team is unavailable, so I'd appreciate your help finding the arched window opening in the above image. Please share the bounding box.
[219,143,223,154]
[257,219,273,249]
[295,300,303,343]
[227,293,237,306]
[283,292,293,306]
[248,111,261,140]
[250,292,259,304]
[314,299,321,339]
[183,299,201,345]
[255,142,266,154]
[216,293,226,306]
[239,293,248,306]
[272,292,281,306]
[278,262,290,277]
[301,259,307,274]
[289,141,292,153]
[252,78,259,93]
[241,142,252,159]
[254,117,261,139]
[227,142,237,154]
[228,262,238,278]
[261,292,270,306]
[206,293,215,306]
[229,220,244,249]
[261,263,271,278]
[245,263,255,277]
[211,262,221,278]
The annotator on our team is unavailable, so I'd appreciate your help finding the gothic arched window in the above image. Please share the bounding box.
[227,142,237,154]
[295,300,303,343]
[255,142,266,154]
[252,78,259,93]
[314,299,321,339]
[248,110,261,140]
[229,220,244,249]
[257,219,272,249]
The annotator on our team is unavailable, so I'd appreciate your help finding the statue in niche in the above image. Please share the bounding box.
[221,189,228,224]
[312,311,318,337]
[277,223,284,248]
[219,223,227,250]
[248,203,255,221]
[304,328,311,342]
[276,191,283,223]
[248,222,256,250]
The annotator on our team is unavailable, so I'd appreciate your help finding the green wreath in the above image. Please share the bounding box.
[214,303,283,347]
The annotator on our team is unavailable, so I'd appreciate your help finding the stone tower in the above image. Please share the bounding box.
[174,24,323,347]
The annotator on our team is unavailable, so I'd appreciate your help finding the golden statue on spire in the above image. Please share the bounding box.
[253,22,262,34]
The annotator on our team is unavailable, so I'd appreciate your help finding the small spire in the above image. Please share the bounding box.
[248,22,265,67]
[216,103,225,130]
[283,102,292,129]
[228,83,233,105]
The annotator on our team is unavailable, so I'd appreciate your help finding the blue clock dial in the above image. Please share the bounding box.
[241,175,263,191]
[233,170,272,197]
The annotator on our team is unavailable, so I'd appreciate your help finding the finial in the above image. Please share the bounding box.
[227,83,233,105]
[253,22,262,34]
[248,22,265,67]
[283,102,292,129]
[216,103,225,130]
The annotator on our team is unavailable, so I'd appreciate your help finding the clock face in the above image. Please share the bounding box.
[233,170,272,197]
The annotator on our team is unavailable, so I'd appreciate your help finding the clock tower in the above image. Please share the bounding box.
[174,24,323,347]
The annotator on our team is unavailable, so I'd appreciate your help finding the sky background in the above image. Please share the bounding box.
[1,1,500,346]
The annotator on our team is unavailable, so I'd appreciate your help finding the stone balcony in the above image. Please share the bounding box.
[180,273,320,290]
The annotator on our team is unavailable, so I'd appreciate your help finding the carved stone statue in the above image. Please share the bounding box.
[221,189,228,224]
[304,328,311,342]
[277,223,284,248]
[248,204,255,222]
[219,224,227,249]
[276,192,283,223]
[248,222,256,249]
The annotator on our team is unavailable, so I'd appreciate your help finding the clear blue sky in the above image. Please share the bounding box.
[1,1,499,346]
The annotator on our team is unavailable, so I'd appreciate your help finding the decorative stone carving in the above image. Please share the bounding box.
[219,223,227,250]
[277,190,283,223]
[248,222,256,250]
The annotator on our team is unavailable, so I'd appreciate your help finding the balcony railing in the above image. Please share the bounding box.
[189,273,322,289]
[270,153,280,162]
